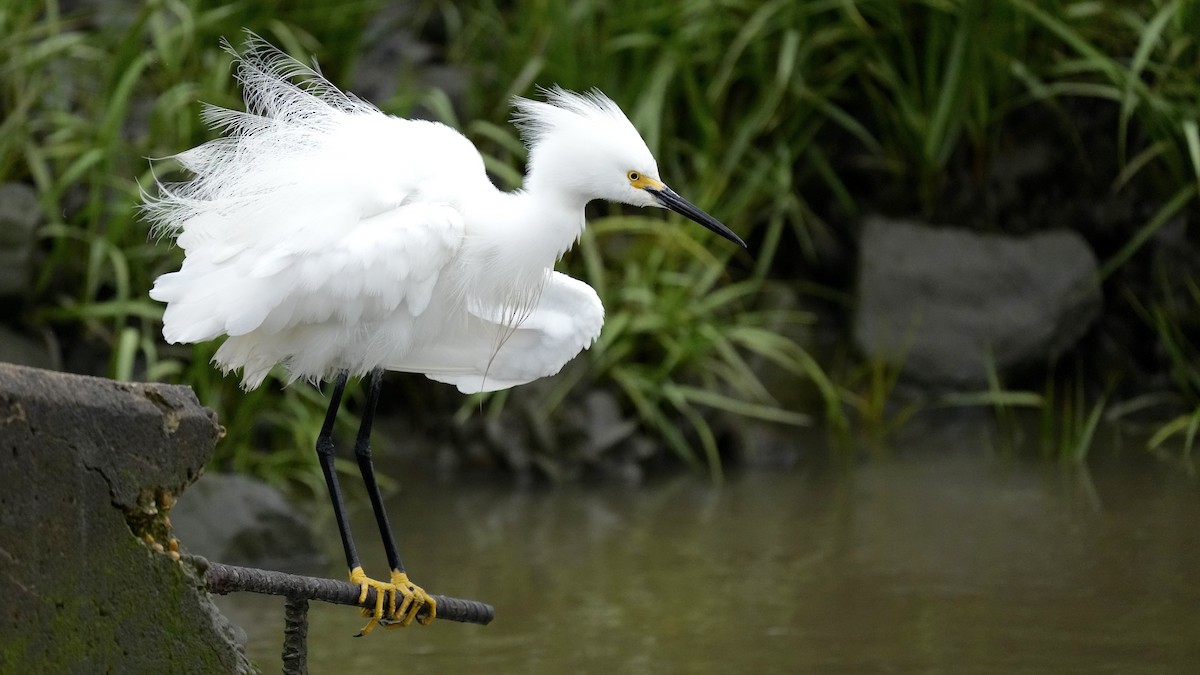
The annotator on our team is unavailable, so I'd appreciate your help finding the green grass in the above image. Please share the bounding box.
[1137,275,1200,458]
[5,0,1200,480]
[433,0,1200,462]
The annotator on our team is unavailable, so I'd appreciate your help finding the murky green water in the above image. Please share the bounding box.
[217,418,1200,673]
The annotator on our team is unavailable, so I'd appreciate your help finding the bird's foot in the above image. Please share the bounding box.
[381,570,436,629]
[350,566,395,636]
[350,567,436,636]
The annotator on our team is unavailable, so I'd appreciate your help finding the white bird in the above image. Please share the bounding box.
[144,34,745,635]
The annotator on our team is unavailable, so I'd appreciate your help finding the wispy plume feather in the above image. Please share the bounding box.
[511,86,638,150]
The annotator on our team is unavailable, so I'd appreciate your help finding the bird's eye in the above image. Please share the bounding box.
[627,171,640,182]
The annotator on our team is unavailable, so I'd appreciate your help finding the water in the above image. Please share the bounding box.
[217,418,1200,673]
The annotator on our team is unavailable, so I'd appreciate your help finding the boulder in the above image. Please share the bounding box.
[0,325,55,370]
[0,363,255,673]
[0,182,40,299]
[171,473,325,576]
[854,217,1101,388]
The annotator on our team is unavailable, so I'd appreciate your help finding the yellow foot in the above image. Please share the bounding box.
[349,567,437,636]
[381,570,436,629]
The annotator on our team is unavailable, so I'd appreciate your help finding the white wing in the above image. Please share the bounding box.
[150,203,462,342]
[391,271,605,393]
[145,36,482,388]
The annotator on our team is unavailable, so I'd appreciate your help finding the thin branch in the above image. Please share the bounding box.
[191,556,495,626]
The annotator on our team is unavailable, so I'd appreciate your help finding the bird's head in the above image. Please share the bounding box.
[513,87,746,248]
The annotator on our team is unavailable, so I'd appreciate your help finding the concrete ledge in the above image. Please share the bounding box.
[0,363,255,673]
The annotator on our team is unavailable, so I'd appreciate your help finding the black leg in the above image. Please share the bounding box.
[315,370,361,572]
[353,368,405,574]
[352,368,435,629]
[317,368,434,633]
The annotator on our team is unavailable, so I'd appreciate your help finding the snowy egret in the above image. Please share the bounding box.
[144,35,745,635]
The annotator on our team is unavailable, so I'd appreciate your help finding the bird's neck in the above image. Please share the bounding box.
[513,177,589,265]
[452,185,585,317]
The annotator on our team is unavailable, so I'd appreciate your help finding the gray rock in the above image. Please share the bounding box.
[0,182,40,298]
[0,363,255,673]
[171,473,325,576]
[854,217,1101,388]
[0,325,56,370]
[572,389,638,460]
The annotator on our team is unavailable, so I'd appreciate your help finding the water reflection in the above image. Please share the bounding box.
[217,418,1200,673]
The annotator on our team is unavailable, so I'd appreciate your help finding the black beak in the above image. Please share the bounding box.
[647,186,747,249]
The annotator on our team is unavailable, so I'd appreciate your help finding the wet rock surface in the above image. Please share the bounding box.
[0,363,254,673]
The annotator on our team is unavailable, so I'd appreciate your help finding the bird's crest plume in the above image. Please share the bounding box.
[511,86,644,152]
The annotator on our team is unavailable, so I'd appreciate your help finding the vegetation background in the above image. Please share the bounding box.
[2,0,1198,489]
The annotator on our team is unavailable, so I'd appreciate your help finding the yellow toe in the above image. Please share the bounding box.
[385,571,437,628]
[348,566,396,636]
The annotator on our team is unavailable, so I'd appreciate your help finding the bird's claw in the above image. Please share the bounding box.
[350,567,436,636]
[386,570,437,629]
[349,566,393,636]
